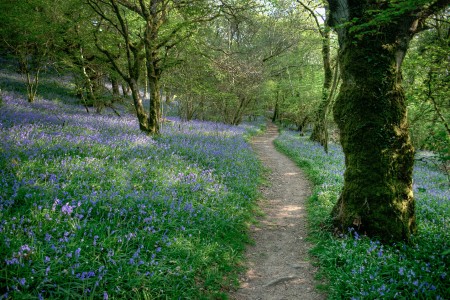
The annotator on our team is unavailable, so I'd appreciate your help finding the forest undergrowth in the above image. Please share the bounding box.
[0,75,266,299]
[1,70,449,299]
[275,130,450,299]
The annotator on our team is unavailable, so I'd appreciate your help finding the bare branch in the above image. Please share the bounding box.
[426,70,450,137]
[115,0,144,15]
[296,0,324,37]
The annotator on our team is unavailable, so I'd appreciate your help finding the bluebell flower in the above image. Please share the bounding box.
[61,203,74,215]
[18,278,26,286]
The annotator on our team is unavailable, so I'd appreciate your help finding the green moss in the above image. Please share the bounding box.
[331,40,416,243]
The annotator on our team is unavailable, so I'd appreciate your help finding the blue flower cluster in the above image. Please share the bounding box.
[0,89,263,299]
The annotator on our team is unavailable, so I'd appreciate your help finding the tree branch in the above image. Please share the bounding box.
[296,0,324,37]
[115,0,143,16]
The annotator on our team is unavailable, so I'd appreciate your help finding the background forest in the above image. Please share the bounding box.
[1,0,448,156]
[0,0,449,299]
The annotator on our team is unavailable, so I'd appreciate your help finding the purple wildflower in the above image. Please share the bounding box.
[5,257,19,265]
[77,271,96,280]
[18,278,26,286]
[93,235,99,246]
[61,203,73,215]
[20,244,31,252]
[52,198,61,211]
[45,233,52,242]
[75,248,81,259]
[377,249,383,257]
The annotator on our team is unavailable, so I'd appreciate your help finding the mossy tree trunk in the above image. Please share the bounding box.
[145,20,162,135]
[147,66,161,134]
[331,41,416,242]
[128,78,150,132]
[111,76,120,98]
[326,0,450,242]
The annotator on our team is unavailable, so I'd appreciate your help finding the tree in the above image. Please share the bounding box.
[199,0,266,125]
[296,0,336,152]
[87,0,219,133]
[87,0,150,130]
[0,0,57,102]
[328,0,450,242]
[403,10,450,179]
[162,41,214,121]
[166,0,289,125]
[260,0,323,128]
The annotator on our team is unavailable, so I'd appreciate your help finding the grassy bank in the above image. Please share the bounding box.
[0,86,264,299]
[275,130,449,299]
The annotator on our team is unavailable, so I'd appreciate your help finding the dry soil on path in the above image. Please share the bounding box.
[229,123,326,300]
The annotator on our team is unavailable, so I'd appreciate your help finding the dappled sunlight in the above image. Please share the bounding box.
[283,172,299,176]
[274,205,305,225]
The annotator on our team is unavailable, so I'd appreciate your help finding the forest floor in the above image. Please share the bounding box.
[229,123,326,300]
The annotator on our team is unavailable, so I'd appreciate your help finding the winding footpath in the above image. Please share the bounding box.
[230,123,326,300]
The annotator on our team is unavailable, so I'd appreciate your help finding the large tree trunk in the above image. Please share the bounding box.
[148,70,161,134]
[111,76,120,98]
[144,12,162,135]
[328,0,420,243]
[128,79,150,132]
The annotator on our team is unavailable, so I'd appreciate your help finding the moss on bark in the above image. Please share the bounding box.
[331,27,416,243]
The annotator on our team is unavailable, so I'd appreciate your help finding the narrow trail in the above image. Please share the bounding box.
[230,123,326,300]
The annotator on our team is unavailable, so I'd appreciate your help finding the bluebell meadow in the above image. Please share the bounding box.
[0,87,264,299]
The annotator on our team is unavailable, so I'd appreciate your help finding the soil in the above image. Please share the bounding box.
[229,123,326,300]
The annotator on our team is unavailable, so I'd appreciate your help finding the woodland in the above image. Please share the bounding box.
[0,0,449,299]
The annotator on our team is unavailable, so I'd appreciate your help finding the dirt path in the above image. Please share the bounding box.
[229,123,326,300]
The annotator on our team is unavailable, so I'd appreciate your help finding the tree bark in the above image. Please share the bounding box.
[328,0,424,242]
[111,76,120,98]
[20,53,41,103]
[143,1,164,135]
[310,8,333,151]
[128,78,150,132]
[272,90,279,123]
[146,53,161,134]
[121,82,130,97]
[297,116,308,134]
